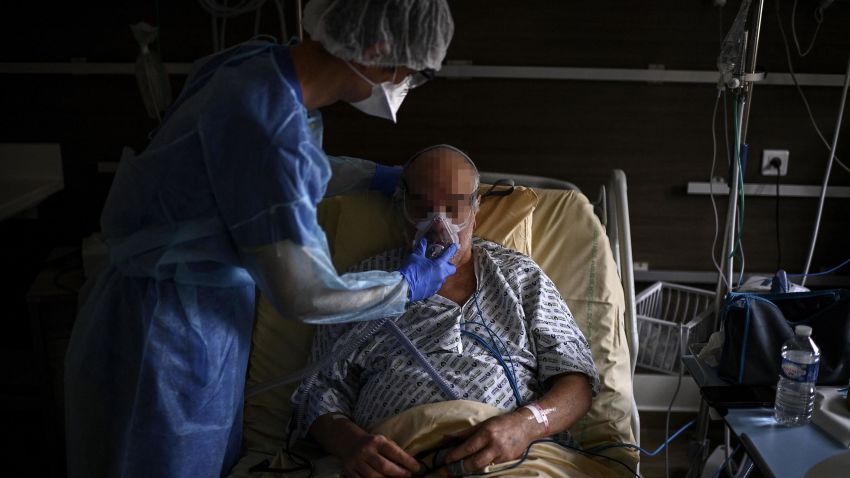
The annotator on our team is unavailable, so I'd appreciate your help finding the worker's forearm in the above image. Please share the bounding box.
[517,373,592,439]
[308,413,370,458]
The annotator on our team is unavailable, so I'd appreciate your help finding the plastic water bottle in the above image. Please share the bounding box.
[774,325,820,426]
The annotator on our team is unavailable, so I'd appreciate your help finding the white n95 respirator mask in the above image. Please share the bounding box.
[411,213,465,260]
[345,61,409,123]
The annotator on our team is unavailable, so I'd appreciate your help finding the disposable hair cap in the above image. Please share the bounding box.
[303,0,454,71]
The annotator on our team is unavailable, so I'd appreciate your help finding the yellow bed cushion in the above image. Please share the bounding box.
[242,186,538,456]
[530,189,637,469]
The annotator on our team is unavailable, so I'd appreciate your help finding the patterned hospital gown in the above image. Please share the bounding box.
[292,238,599,438]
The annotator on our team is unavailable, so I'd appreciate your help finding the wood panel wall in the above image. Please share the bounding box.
[1,0,848,276]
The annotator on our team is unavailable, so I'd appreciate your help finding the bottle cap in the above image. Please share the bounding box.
[795,325,812,337]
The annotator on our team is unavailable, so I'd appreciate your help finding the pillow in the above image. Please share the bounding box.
[530,189,638,471]
[329,186,537,272]
[240,186,538,457]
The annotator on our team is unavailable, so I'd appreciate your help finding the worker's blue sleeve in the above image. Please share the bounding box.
[196,47,409,323]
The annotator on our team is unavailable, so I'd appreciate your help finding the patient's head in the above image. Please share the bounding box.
[399,145,480,266]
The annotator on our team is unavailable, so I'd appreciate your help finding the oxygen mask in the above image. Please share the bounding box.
[411,213,464,260]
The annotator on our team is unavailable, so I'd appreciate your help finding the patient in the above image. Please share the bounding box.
[292,145,600,477]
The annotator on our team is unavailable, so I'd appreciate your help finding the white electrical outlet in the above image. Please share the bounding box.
[762,149,789,176]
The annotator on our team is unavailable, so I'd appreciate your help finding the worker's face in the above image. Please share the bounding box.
[402,150,479,266]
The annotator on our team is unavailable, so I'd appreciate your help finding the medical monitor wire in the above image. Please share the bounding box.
[460,439,640,478]
[457,286,524,406]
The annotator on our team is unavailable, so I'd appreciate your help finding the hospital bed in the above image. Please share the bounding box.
[230,170,640,477]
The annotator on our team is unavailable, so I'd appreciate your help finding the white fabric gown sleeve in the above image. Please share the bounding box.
[324,155,376,197]
[241,239,409,325]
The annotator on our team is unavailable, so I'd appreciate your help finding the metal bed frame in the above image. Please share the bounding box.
[480,170,640,450]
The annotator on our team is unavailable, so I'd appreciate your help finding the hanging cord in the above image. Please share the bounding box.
[664,327,686,478]
[709,89,730,291]
[710,444,742,478]
[791,0,824,57]
[774,0,850,176]
[774,160,782,271]
[787,257,850,278]
[586,419,696,458]
[482,179,516,198]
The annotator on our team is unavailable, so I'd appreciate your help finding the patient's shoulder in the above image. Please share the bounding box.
[347,247,406,273]
[475,238,558,292]
[474,237,541,271]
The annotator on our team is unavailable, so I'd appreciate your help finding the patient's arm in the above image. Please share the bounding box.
[441,372,592,473]
[309,414,421,478]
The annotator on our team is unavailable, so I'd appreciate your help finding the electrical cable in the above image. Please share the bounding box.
[791,0,823,57]
[774,161,782,271]
[467,439,640,478]
[664,327,686,478]
[710,89,730,291]
[774,0,850,176]
[585,419,696,458]
[787,256,850,277]
[197,0,272,51]
[710,444,742,478]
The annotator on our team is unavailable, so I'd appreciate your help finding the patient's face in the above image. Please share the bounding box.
[402,149,478,266]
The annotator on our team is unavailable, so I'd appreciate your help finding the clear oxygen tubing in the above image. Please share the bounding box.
[801,54,850,286]
[289,317,460,436]
[245,317,390,398]
[291,317,392,436]
[384,320,461,401]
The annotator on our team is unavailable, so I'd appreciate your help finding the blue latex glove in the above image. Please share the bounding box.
[370,164,403,197]
[398,238,458,302]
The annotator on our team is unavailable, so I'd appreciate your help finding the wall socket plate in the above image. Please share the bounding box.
[762,149,789,176]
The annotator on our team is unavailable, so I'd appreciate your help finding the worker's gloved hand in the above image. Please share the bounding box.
[398,239,458,302]
[370,164,402,197]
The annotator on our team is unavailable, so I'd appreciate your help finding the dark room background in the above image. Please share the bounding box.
[1,0,849,475]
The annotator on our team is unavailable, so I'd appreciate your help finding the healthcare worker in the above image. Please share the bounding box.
[64,1,455,476]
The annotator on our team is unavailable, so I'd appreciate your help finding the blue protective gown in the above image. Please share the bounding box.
[64,41,407,477]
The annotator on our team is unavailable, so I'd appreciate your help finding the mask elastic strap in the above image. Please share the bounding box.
[344,60,376,87]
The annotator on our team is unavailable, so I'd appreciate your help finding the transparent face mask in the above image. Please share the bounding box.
[403,188,479,259]
[411,213,462,259]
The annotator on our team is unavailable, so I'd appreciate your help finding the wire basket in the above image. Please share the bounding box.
[635,281,715,374]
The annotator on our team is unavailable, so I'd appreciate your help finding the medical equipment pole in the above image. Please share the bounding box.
[800,54,850,286]
[697,4,765,478]
[295,0,304,41]
[739,0,764,143]
[711,0,765,330]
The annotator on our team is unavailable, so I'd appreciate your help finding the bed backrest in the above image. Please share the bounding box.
[529,189,638,469]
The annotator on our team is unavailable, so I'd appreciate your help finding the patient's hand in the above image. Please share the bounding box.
[309,413,421,478]
[340,433,422,478]
[441,411,535,473]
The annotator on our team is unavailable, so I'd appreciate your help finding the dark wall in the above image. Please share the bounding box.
[2,0,849,276]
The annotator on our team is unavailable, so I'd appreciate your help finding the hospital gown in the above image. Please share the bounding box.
[293,238,599,440]
[64,41,407,478]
